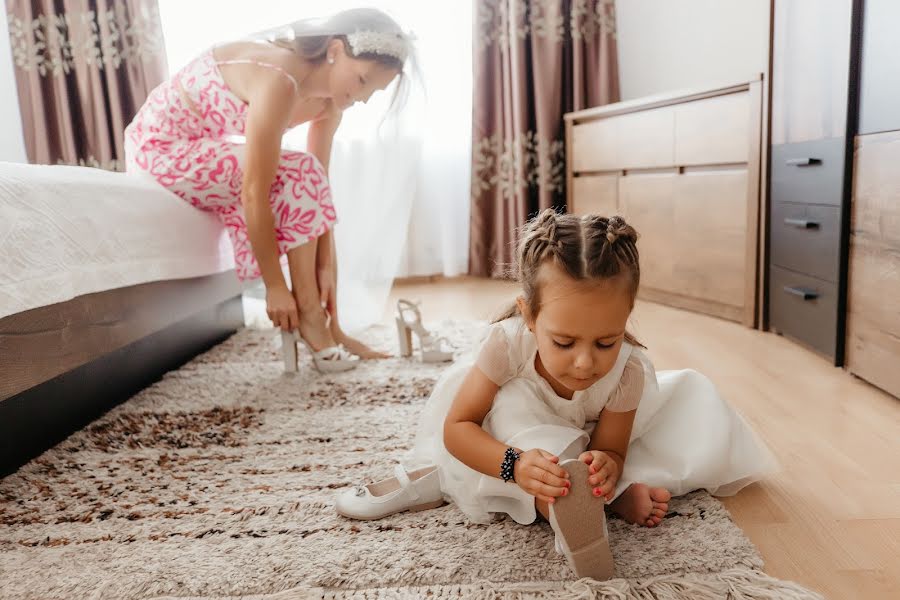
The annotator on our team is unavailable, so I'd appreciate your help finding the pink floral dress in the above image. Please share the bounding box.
[124,48,336,280]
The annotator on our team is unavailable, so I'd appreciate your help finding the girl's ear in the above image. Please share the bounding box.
[516,296,535,331]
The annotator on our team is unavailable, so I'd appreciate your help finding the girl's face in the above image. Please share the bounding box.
[326,40,400,110]
[519,262,634,397]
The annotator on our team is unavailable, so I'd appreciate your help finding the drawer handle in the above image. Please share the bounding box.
[784,218,820,229]
[785,158,822,167]
[783,286,819,300]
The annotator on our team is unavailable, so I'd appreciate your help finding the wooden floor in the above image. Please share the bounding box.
[387,277,900,600]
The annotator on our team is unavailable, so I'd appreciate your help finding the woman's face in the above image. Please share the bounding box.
[326,40,400,110]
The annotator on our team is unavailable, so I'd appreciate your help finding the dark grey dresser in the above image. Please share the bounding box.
[767,0,863,364]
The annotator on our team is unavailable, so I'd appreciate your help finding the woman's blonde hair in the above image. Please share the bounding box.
[496,208,643,347]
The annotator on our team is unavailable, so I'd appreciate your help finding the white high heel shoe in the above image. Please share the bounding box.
[548,459,616,580]
[281,309,359,374]
[395,299,453,363]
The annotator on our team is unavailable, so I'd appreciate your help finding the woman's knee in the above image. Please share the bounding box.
[279,150,329,183]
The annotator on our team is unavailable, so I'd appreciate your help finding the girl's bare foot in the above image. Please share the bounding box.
[609,483,671,527]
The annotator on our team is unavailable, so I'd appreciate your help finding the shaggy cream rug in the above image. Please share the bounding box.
[0,325,821,599]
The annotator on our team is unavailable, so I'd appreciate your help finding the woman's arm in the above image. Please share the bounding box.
[306,110,342,172]
[306,112,342,308]
[242,75,297,291]
[241,74,301,330]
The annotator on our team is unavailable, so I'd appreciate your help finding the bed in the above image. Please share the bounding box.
[0,162,245,475]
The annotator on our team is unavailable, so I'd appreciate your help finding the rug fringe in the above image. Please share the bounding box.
[271,568,823,600]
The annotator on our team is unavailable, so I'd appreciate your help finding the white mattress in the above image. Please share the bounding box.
[0,162,236,320]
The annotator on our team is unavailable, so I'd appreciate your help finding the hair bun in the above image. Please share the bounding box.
[605,216,637,245]
[534,208,560,248]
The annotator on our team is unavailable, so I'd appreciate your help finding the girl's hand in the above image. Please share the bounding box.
[513,449,571,504]
[579,450,619,501]
[266,285,299,331]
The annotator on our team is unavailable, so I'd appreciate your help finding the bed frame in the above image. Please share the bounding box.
[0,272,244,476]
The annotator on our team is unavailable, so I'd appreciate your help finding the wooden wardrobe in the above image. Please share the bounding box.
[845,0,900,398]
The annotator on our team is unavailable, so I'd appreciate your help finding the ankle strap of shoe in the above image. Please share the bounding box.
[393,465,420,502]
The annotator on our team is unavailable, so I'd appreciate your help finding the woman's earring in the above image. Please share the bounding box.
[327,56,335,65]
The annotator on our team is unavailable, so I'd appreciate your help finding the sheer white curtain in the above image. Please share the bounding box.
[158,1,472,332]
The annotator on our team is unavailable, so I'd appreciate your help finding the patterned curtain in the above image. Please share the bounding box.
[469,0,619,277]
[6,0,167,171]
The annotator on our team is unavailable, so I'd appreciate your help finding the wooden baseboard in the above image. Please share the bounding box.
[392,274,511,286]
[392,274,447,285]
[639,288,744,323]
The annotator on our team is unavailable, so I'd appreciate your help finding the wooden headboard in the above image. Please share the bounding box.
[565,76,765,327]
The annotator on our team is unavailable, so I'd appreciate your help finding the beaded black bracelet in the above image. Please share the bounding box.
[500,447,521,482]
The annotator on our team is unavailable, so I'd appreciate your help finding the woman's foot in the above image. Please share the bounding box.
[296,299,339,352]
[335,330,391,359]
[609,483,671,527]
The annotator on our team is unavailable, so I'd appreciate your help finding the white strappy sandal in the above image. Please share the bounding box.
[281,309,359,374]
[395,299,454,363]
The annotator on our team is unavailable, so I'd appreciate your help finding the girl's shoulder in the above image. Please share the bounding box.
[473,316,533,385]
[619,341,655,375]
[582,342,657,413]
[619,342,658,392]
[490,316,534,353]
[493,315,526,336]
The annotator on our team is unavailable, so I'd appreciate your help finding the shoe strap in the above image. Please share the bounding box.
[393,465,420,503]
[314,344,355,362]
[396,299,421,321]
[397,299,427,330]
[397,301,451,353]
[419,331,452,352]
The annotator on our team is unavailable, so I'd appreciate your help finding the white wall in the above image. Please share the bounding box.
[615,0,769,100]
[1,9,27,163]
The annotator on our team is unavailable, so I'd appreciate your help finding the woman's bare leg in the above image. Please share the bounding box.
[286,241,338,351]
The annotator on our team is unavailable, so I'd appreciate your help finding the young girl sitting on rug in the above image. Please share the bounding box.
[335,209,776,580]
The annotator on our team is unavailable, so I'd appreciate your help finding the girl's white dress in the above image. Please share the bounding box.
[407,317,776,525]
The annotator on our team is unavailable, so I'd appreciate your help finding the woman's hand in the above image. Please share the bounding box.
[579,450,620,501]
[317,264,337,319]
[266,285,299,332]
[513,449,570,504]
